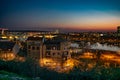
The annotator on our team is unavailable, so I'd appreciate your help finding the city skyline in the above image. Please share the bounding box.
[0,0,120,32]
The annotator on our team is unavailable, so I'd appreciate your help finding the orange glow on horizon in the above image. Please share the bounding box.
[51,13,120,31]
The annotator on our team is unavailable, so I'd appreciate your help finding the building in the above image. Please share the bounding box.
[44,37,71,61]
[117,26,120,39]
[27,36,45,60]
[0,41,15,61]
[117,26,120,33]
[26,36,71,61]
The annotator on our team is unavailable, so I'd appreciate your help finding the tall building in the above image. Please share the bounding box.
[26,36,71,61]
[27,36,45,60]
[117,26,120,33]
[117,26,120,39]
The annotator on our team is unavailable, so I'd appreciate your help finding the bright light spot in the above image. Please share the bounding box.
[79,52,95,59]
[45,35,55,38]
[39,58,79,72]
[9,36,13,39]
[15,36,18,39]
[40,58,57,67]
[101,53,120,63]
[0,53,15,61]
[2,36,7,39]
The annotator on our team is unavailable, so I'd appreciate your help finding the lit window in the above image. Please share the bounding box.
[53,47,56,50]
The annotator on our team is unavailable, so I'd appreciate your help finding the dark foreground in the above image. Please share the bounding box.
[1,58,120,80]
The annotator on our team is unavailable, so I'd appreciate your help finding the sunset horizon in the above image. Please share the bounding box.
[0,1,120,79]
[0,0,120,32]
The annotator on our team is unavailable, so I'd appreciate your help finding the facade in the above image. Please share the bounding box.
[117,26,120,38]
[44,38,71,61]
[27,37,45,60]
[0,41,15,61]
[27,36,71,61]
[117,26,120,33]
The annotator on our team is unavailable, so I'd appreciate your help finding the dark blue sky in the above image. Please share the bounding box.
[0,0,120,31]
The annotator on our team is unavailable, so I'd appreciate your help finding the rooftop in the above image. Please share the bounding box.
[27,36,43,41]
[0,41,15,51]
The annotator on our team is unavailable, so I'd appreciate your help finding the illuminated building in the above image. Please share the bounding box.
[27,36,45,60]
[44,37,71,61]
[117,26,120,39]
[0,41,15,61]
[27,36,71,61]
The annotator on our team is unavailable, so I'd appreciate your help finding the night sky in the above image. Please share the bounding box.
[0,0,120,32]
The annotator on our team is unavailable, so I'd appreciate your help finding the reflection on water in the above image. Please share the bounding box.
[40,52,120,72]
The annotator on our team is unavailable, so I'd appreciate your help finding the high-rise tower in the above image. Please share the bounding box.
[117,26,120,33]
[117,26,120,39]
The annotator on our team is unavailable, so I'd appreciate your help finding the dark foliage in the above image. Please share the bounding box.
[1,59,120,80]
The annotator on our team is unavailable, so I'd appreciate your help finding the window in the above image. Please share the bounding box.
[57,47,60,50]
[66,52,68,55]
[46,46,51,50]
[53,53,55,56]
[53,47,56,50]
[64,52,68,55]
[64,47,66,50]
[28,50,31,54]
[35,57,38,59]
[32,46,35,50]
[28,45,31,49]
[57,53,60,55]
[47,53,50,55]
[36,47,39,50]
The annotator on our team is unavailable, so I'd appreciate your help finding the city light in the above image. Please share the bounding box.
[1,36,7,39]
[79,52,96,59]
[0,53,15,61]
[63,59,76,70]
[101,53,120,63]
